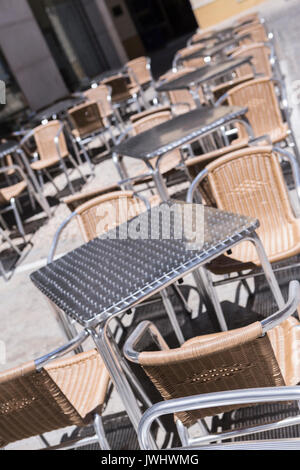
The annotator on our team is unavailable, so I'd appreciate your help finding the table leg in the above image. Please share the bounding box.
[247,232,285,309]
[88,323,158,449]
[160,289,185,345]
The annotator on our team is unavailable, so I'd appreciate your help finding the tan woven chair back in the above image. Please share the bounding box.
[227,77,285,141]
[131,111,182,174]
[131,110,172,135]
[127,56,152,86]
[34,120,68,161]
[204,146,299,263]
[160,68,201,110]
[232,43,272,78]
[76,191,149,242]
[69,102,104,138]
[0,350,109,448]
[84,85,113,119]
[102,75,131,102]
[139,322,285,425]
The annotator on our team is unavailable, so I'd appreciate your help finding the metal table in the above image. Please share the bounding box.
[0,141,51,218]
[177,35,250,66]
[31,202,285,436]
[112,105,252,201]
[32,97,84,124]
[157,57,254,106]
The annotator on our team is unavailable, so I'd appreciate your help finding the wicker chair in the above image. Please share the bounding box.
[84,84,121,132]
[231,42,273,78]
[237,23,269,45]
[235,12,261,28]
[68,100,112,148]
[0,331,111,450]
[173,45,207,70]
[186,146,300,275]
[221,77,291,147]
[126,56,154,90]
[158,68,205,115]
[0,164,38,240]
[74,191,159,243]
[124,280,300,447]
[102,74,142,114]
[47,191,159,341]
[21,120,86,196]
[130,110,182,176]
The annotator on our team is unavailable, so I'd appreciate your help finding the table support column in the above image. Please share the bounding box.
[88,324,158,449]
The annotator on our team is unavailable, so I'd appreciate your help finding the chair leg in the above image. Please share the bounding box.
[43,168,60,193]
[10,198,26,242]
[93,414,110,450]
[68,153,88,184]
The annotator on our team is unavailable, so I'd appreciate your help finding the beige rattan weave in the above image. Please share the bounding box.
[227,77,289,144]
[0,350,109,448]
[139,321,293,425]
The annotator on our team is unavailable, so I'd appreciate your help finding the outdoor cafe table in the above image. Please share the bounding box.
[156,57,253,107]
[0,140,52,218]
[30,203,285,435]
[32,97,84,124]
[112,105,253,202]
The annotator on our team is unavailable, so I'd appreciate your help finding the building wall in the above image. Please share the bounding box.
[105,0,145,59]
[0,0,68,111]
[190,0,266,29]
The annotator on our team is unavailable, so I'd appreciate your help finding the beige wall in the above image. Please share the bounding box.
[105,0,145,59]
[190,0,266,28]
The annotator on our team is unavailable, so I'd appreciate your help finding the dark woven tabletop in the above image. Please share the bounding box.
[0,141,18,158]
[156,57,252,92]
[31,203,258,328]
[113,105,247,160]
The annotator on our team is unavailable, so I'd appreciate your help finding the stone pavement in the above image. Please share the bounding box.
[1,0,300,449]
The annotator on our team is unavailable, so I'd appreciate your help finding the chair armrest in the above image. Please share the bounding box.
[34,330,89,371]
[47,212,78,264]
[124,321,169,364]
[138,386,300,450]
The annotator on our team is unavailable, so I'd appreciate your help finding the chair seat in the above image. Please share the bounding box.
[0,181,27,204]
[31,151,68,171]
